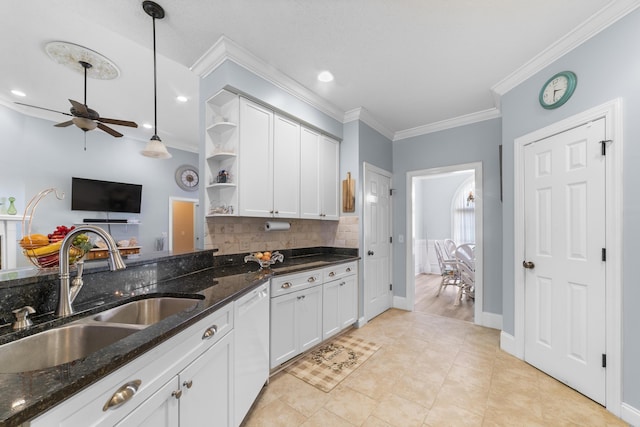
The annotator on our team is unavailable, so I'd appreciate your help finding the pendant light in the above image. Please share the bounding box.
[141,1,172,159]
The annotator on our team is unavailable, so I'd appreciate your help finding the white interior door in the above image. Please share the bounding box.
[364,164,392,321]
[523,118,606,404]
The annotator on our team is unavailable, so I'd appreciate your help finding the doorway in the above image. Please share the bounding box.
[169,197,198,253]
[405,162,484,325]
[513,99,622,414]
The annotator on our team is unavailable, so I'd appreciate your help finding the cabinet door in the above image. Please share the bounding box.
[322,279,341,340]
[239,98,273,217]
[300,126,321,219]
[180,331,235,427]
[273,114,301,218]
[319,135,339,220]
[297,285,323,353]
[270,292,299,368]
[115,378,179,427]
[338,275,358,330]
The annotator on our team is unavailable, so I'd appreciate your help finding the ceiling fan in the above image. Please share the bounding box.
[16,60,138,138]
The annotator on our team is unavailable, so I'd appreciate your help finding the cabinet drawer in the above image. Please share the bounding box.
[270,268,322,297]
[323,261,357,282]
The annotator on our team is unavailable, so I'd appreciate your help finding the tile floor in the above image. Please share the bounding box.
[241,309,628,427]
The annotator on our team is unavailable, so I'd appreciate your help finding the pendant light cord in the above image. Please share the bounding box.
[152,14,158,138]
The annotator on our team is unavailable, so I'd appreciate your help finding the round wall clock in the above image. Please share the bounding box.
[539,71,577,109]
[175,165,199,191]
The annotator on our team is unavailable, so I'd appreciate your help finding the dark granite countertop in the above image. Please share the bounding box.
[0,248,358,426]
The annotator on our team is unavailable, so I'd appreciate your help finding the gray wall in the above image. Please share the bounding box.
[414,172,473,241]
[0,104,198,267]
[500,8,640,408]
[393,118,503,315]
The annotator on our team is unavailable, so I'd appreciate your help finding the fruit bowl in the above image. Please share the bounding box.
[19,188,91,269]
[244,251,284,269]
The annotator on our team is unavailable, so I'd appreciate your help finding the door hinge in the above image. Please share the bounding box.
[600,140,612,156]
[602,248,606,262]
[602,353,607,368]
[389,284,393,291]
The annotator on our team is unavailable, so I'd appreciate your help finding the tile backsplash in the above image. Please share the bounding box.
[205,216,359,255]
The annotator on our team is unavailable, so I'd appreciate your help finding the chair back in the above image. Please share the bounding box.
[443,239,457,260]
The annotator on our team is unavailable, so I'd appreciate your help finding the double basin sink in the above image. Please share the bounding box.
[0,296,202,373]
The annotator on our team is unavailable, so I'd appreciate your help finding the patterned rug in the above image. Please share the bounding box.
[286,334,380,392]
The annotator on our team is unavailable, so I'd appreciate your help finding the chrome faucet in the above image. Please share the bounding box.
[56,225,126,317]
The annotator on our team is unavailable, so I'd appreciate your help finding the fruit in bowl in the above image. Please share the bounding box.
[21,225,91,268]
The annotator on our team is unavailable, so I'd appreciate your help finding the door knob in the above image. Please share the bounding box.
[367,250,374,256]
[522,260,535,269]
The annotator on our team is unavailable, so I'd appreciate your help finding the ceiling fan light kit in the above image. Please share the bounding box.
[141,0,172,159]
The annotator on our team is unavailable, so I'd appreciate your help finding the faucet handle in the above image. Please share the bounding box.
[12,306,35,330]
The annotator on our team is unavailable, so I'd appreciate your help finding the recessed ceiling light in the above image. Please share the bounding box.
[318,71,334,82]
[142,123,153,129]
[11,89,26,97]
[176,95,188,103]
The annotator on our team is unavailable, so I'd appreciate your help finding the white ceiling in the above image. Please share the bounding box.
[1,1,637,153]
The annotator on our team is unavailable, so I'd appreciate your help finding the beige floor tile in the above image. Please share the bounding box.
[301,407,355,427]
[274,374,331,417]
[323,386,379,426]
[424,400,484,427]
[241,399,307,427]
[362,415,394,427]
[372,392,430,427]
[246,307,628,427]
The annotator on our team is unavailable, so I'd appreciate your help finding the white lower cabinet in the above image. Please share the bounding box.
[269,284,323,369]
[29,297,241,427]
[322,274,357,340]
[115,331,234,427]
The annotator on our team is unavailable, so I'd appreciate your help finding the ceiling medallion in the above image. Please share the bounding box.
[45,41,120,80]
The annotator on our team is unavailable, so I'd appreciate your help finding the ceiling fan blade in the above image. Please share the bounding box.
[69,99,88,115]
[14,102,72,116]
[97,123,123,138]
[98,117,139,128]
[54,120,74,128]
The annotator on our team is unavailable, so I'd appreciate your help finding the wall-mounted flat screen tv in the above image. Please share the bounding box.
[71,177,142,213]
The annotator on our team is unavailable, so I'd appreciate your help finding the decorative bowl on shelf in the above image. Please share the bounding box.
[244,251,284,269]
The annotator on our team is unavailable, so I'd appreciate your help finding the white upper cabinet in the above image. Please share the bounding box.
[300,128,339,220]
[273,114,301,218]
[238,98,274,217]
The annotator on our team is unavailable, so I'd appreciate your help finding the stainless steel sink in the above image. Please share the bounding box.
[0,324,140,373]
[93,297,200,325]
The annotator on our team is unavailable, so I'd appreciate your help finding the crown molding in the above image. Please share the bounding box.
[393,108,501,142]
[344,107,394,140]
[491,0,640,98]
[190,36,345,123]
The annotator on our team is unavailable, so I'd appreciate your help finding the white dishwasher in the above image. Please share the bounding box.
[233,282,269,426]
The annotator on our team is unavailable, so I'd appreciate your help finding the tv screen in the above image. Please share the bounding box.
[71,177,142,214]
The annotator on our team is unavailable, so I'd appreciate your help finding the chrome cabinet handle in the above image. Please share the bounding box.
[346,267,352,272]
[368,250,374,256]
[328,271,335,277]
[103,380,141,411]
[297,295,306,300]
[202,325,218,340]
[307,276,316,283]
[183,380,193,389]
[281,282,292,289]
[522,261,535,269]
[172,390,182,399]
[339,281,346,286]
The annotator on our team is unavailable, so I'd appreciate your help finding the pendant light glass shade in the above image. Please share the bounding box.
[141,1,172,159]
[141,134,171,159]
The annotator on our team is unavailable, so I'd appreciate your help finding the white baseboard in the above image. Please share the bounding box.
[500,331,517,357]
[480,312,502,330]
[356,316,367,328]
[621,402,640,426]
[393,296,410,311]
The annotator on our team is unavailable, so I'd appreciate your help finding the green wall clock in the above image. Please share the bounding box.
[539,71,577,109]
